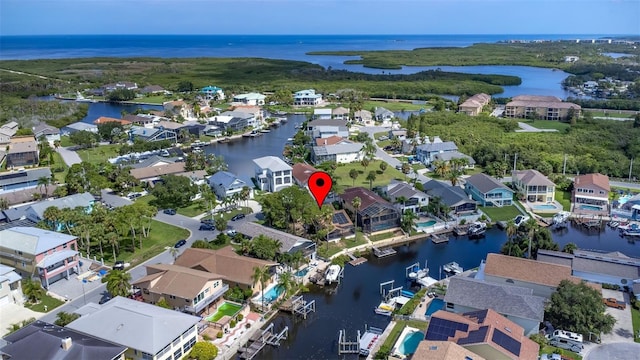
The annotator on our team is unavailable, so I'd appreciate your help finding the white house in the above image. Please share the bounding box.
[253,156,292,192]
[312,142,363,165]
[512,169,556,203]
[201,85,225,100]
[332,107,350,121]
[208,171,249,200]
[0,264,23,306]
[353,109,373,124]
[313,108,333,120]
[383,181,429,214]
[232,93,266,106]
[32,123,60,146]
[294,89,323,106]
[374,107,395,126]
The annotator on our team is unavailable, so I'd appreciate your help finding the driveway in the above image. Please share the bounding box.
[0,303,45,337]
[56,146,82,166]
[515,122,558,133]
[585,342,640,360]
[601,289,634,343]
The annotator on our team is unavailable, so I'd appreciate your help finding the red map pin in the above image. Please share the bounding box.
[308,171,332,209]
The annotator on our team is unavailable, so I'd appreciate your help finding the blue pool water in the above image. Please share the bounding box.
[263,285,285,303]
[618,195,632,205]
[416,220,437,227]
[425,298,444,317]
[398,330,425,355]
[532,204,557,210]
[295,267,309,277]
[578,204,602,211]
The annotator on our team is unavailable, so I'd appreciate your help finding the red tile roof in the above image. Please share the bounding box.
[574,173,610,192]
[340,187,391,210]
[291,163,318,186]
[93,116,132,125]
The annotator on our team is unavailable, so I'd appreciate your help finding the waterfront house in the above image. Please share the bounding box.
[102,81,138,91]
[131,263,228,315]
[32,123,60,146]
[67,296,200,360]
[233,222,317,260]
[123,114,158,127]
[140,84,166,94]
[163,100,192,119]
[312,142,364,165]
[464,173,514,207]
[413,341,484,360]
[382,181,429,214]
[511,169,555,203]
[423,180,477,215]
[388,129,407,141]
[328,210,355,241]
[415,137,459,166]
[1,320,127,360]
[458,93,491,116]
[424,308,540,359]
[232,92,265,106]
[306,119,348,137]
[572,173,610,214]
[504,95,581,121]
[374,107,394,126]
[294,89,323,106]
[174,246,279,293]
[6,137,38,168]
[314,135,350,147]
[443,276,546,337]
[0,121,19,145]
[0,167,52,193]
[93,116,132,127]
[130,162,186,182]
[0,264,23,306]
[207,170,248,200]
[353,109,373,124]
[537,249,640,289]
[128,155,176,169]
[0,227,79,289]
[210,112,249,132]
[291,163,318,188]
[201,85,225,100]
[128,126,177,143]
[340,187,400,233]
[233,106,264,128]
[313,108,333,120]
[61,122,98,135]
[253,156,293,192]
[25,192,95,225]
[332,107,350,121]
[431,151,476,170]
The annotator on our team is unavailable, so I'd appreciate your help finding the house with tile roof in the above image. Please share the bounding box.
[174,246,278,293]
[353,109,373,124]
[68,296,200,360]
[423,180,477,215]
[505,95,581,121]
[340,187,400,233]
[93,116,132,126]
[207,171,248,200]
[414,340,485,360]
[464,173,514,207]
[294,89,323,106]
[511,169,555,203]
[458,93,491,116]
[6,137,38,168]
[1,320,127,360]
[425,308,540,359]
[443,276,546,336]
[253,156,292,192]
[0,227,79,288]
[131,263,229,315]
[291,163,318,188]
[572,173,610,214]
[382,181,429,214]
[232,222,317,260]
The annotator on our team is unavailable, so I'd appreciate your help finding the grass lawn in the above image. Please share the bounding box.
[317,241,344,258]
[374,131,388,139]
[131,95,170,104]
[218,207,253,221]
[525,120,570,131]
[363,100,428,112]
[377,140,392,148]
[77,144,121,163]
[539,345,583,360]
[632,306,640,343]
[59,136,74,147]
[50,152,68,183]
[555,190,572,211]
[479,205,521,222]
[585,110,634,118]
[344,231,368,248]
[369,231,396,242]
[177,201,208,217]
[25,294,64,313]
[333,160,405,193]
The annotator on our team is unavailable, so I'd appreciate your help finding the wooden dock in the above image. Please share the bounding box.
[239,323,288,360]
[372,246,397,258]
[453,225,469,236]
[431,234,449,244]
[346,252,368,266]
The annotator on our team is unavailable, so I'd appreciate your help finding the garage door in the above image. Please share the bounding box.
[0,295,9,306]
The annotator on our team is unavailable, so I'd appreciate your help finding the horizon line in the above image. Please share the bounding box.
[1,33,636,37]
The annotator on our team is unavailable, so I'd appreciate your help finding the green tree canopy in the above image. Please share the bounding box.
[54,311,80,327]
[69,130,99,149]
[188,341,218,360]
[150,174,198,209]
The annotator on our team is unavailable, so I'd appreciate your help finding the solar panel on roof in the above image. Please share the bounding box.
[457,326,488,345]
[332,212,349,225]
[425,317,469,341]
[492,329,521,356]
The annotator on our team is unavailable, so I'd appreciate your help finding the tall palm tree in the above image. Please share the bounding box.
[395,196,408,213]
[240,186,251,210]
[278,271,294,296]
[448,171,461,187]
[37,176,51,199]
[366,171,377,190]
[433,160,450,178]
[525,217,539,259]
[104,270,132,298]
[505,220,518,256]
[105,232,120,262]
[351,196,362,229]
[349,168,359,186]
[169,247,180,263]
[251,266,271,311]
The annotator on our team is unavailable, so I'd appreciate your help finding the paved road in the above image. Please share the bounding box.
[515,122,558,132]
[57,147,82,166]
[584,342,640,360]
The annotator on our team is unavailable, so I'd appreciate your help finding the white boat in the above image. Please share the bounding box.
[468,222,487,236]
[553,211,571,224]
[408,268,429,280]
[374,301,395,316]
[76,91,97,103]
[325,264,341,284]
[514,215,530,227]
[443,261,463,275]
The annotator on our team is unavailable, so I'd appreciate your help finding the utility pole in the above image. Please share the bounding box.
[563,154,567,176]
[630,158,634,182]
[513,153,518,172]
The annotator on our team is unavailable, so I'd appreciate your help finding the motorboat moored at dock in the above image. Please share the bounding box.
[443,261,463,275]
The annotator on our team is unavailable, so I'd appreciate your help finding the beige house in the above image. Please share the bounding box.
[504,95,581,121]
[353,109,373,124]
[458,93,491,116]
[512,169,555,203]
[572,173,610,214]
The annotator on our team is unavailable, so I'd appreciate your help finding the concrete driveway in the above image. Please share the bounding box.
[601,289,634,343]
[0,304,45,337]
[585,342,640,360]
[56,146,82,166]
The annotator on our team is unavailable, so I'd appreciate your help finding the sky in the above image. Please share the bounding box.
[1,0,639,36]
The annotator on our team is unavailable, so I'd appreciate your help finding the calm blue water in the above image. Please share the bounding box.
[398,330,425,355]
[262,284,285,303]
[425,298,445,317]
[532,204,559,210]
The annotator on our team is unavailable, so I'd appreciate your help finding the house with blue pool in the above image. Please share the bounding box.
[464,173,514,207]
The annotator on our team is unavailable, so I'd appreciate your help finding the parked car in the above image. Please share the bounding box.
[226,229,237,236]
[113,260,125,271]
[539,354,561,360]
[174,239,187,248]
[201,218,215,225]
[231,213,245,221]
[395,164,403,170]
[603,297,626,310]
[163,208,176,215]
[378,135,388,141]
[99,294,112,304]
[199,223,215,231]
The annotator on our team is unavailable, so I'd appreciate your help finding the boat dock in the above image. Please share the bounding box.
[431,233,449,244]
[372,246,397,258]
[242,132,262,138]
[279,295,316,319]
[239,323,288,360]
[453,225,469,236]
[346,252,368,266]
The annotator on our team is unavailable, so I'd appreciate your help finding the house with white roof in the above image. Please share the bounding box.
[253,156,292,192]
[313,108,333,120]
[25,192,95,225]
[207,170,249,200]
[294,89,323,106]
[211,111,254,131]
[232,93,265,106]
[0,264,23,306]
[67,296,200,360]
[0,121,19,145]
[312,142,364,165]
[0,227,79,288]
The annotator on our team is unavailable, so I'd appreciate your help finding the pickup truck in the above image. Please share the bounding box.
[603,297,626,310]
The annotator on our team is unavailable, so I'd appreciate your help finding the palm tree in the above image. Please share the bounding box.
[379,162,387,173]
[395,196,408,213]
[525,217,539,259]
[505,220,518,256]
[169,247,180,263]
[278,271,294,296]
[360,158,370,171]
[351,196,361,229]
[366,171,376,189]
[349,168,359,186]
[251,266,271,311]
[562,242,578,254]
[401,210,418,233]
[37,176,51,199]
[103,270,132,298]
[0,197,8,211]
[105,232,120,262]
[22,278,45,303]
[448,171,461,187]
[433,160,450,178]
[240,186,251,210]
[239,238,252,256]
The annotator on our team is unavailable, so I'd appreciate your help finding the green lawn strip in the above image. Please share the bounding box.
[177,201,207,217]
[363,101,427,112]
[345,231,368,249]
[333,160,404,193]
[524,120,570,131]
[50,152,68,183]
[585,110,634,118]
[317,242,345,258]
[377,140,392,148]
[76,144,121,163]
[59,136,74,147]
[369,231,397,242]
[539,345,583,360]
[555,190,572,211]
[374,131,388,139]
[130,95,170,104]
[631,306,640,343]
[479,205,521,222]
[219,207,253,221]
[25,294,64,313]
[380,320,429,352]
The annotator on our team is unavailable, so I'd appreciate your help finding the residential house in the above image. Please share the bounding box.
[294,89,323,106]
[163,100,190,119]
[374,107,394,126]
[232,93,265,106]
[504,95,581,121]
[313,108,333,120]
[1,321,127,360]
[458,93,491,116]
[220,110,259,129]
[128,156,176,170]
[123,114,158,127]
[353,109,373,124]
[537,249,640,289]
[174,246,278,293]
[0,227,79,289]
[233,222,317,260]
[25,192,95,224]
[511,169,555,203]
[572,173,610,213]
[93,117,132,127]
[306,119,348,137]
[332,107,350,121]
[32,123,60,146]
[413,341,485,360]
[314,135,350,147]
[233,106,264,128]
[291,163,318,188]
[131,263,228,315]
[388,130,407,141]
[61,122,98,135]
[443,276,546,336]
[431,151,476,169]
[128,126,178,143]
[464,173,514,207]
[102,81,138,91]
[382,181,429,214]
[312,142,363,164]
[140,85,166,94]
[0,168,52,192]
[311,124,350,139]
[340,187,400,233]
[253,156,292,192]
[130,162,186,182]
[328,210,355,241]
[67,296,200,360]
[203,125,223,137]
[424,309,539,359]
[0,264,23,306]
[423,180,477,215]
[207,171,248,200]
[0,121,19,145]
[415,137,458,166]
[6,137,38,168]
[201,85,225,100]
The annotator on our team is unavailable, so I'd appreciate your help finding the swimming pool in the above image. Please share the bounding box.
[206,302,242,322]
[425,298,444,317]
[578,204,602,211]
[255,284,284,303]
[618,195,632,205]
[396,327,424,356]
[416,220,437,227]
[531,204,557,210]
[295,267,309,277]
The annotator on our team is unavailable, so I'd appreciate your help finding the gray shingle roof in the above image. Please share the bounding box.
[312,143,363,156]
[386,182,428,201]
[27,192,94,221]
[465,173,512,194]
[0,227,76,256]
[512,169,555,187]
[423,180,473,207]
[416,141,458,153]
[444,276,546,321]
[307,119,348,127]
[433,151,476,165]
[207,171,245,188]
[233,222,314,254]
[253,156,292,172]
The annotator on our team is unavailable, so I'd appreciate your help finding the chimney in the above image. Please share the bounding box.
[324,139,327,145]
[61,337,72,351]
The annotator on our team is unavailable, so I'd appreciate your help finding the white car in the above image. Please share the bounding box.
[539,354,561,360]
